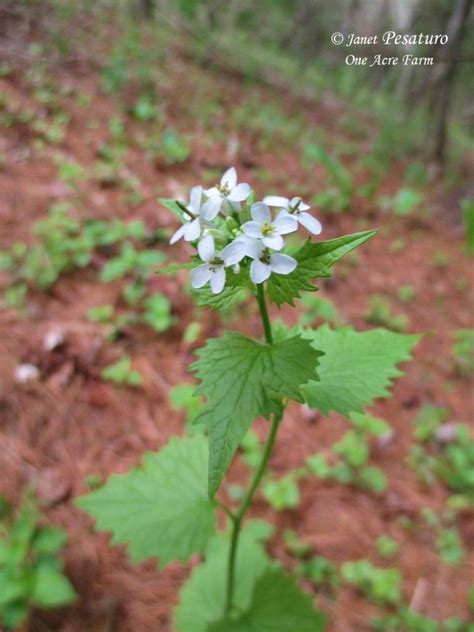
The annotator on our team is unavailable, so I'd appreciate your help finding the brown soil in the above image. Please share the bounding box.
[0,14,473,632]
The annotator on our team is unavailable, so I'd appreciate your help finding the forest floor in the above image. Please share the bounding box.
[0,13,473,632]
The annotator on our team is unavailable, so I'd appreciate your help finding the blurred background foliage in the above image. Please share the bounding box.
[1,0,472,166]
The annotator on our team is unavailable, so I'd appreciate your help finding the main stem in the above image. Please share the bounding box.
[255,283,273,344]
[224,284,280,614]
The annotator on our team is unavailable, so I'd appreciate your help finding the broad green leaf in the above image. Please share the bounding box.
[31,566,76,608]
[209,569,325,632]
[193,286,250,311]
[302,325,419,416]
[173,529,270,632]
[191,334,322,496]
[76,435,216,567]
[267,231,376,307]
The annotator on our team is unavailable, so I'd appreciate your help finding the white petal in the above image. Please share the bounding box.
[191,264,212,289]
[270,253,297,275]
[263,195,289,208]
[228,201,241,213]
[169,224,186,245]
[210,267,226,294]
[189,186,203,213]
[183,218,201,242]
[201,197,222,220]
[250,260,272,284]
[298,211,322,235]
[198,234,215,262]
[274,211,298,235]
[242,221,264,239]
[228,183,251,202]
[251,202,271,224]
[221,241,247,266]
[221,167,237,189]
[290,196,310,211]
[203,186,220,199]
[262,233,284,250]
[240,236,263,259]
[221,199,234,216]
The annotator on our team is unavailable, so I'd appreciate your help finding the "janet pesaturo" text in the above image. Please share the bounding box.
[346,31,448,47]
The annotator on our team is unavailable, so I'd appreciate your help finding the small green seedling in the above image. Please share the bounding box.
[182,321,202,345]
[100,243,165,282]
[299,294,342,326]
[421,508,466,566]
[373,607,441,632]
[297,556,340,591]
[87,304,115,323]
[0,492,76,629]
[342,560,401,607]
[461,198,474,254]
[262,472,301,511]
[410,416,473,503]
[142,294,173,332]
[404,162,429,187]
[413,404,450,443]
[101,355,143,387]
[391,188,424,216]
[302,142,353,212]
[283,529,311,558]
[1,204,157,303]
[240,429,263,470]
[397,285,415,304]
[132,94,160,122]
[307,413,389,494]
[169,384,204,428]
[452,329,474,376]
[436,528,465,566]
[376,535,399,558]
[365,295,408,332]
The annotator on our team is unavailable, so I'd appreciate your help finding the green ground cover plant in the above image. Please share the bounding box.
[0,492,76,629]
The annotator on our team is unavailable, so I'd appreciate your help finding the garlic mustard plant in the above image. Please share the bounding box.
[77,168,420,631]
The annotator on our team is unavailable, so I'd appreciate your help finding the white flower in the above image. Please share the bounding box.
[170,186,211,245]
[263,195,322,235]
[242,202,297,250]
[190,234,236,294]
[218,234,255,267]
[202,167,251,217]
[244,239,297,284]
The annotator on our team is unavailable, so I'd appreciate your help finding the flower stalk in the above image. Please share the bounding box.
[224,284,279,615]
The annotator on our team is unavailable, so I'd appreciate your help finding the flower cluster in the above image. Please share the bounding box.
[169,167,322,294]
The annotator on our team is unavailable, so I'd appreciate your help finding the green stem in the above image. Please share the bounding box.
[224,283,280,615]
[225,411,281,614]
[255,283,273,345]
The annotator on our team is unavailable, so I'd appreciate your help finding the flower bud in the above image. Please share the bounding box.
[226,216,239,232]
[206,228,228,245]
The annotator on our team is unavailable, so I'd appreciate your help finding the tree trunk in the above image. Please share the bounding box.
[431,0,472,163]
[140,0,155,18]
